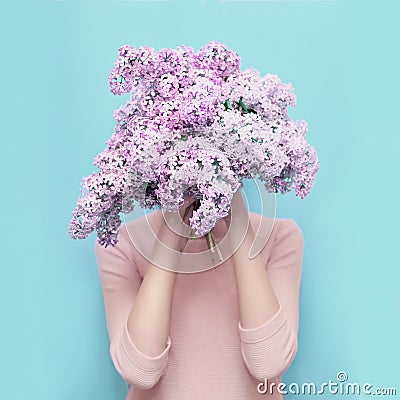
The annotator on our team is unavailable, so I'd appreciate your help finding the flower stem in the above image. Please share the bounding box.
[210,230,223,262]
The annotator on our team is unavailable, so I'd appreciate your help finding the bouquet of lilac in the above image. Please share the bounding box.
[69,41,319,248]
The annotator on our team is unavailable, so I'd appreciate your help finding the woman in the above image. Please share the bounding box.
[94,189,304,399]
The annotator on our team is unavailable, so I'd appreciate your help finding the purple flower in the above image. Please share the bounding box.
[69,41,320,247]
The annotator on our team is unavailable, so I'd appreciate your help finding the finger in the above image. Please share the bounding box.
[181,203,193,223]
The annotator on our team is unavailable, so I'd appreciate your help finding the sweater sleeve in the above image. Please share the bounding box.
[238,218,304,381]
[94,225,172,390]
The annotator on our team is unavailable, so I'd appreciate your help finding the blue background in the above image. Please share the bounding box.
[2,0,399,399]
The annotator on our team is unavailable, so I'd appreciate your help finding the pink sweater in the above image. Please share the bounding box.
[94,210,304,400]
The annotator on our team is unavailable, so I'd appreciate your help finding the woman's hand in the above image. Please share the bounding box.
[157,196,199,253]
[221,188,251,246]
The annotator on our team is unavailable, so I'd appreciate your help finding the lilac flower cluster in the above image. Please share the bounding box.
[69,41,320,248]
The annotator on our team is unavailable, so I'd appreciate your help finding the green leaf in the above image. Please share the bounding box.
[224,99,232,111]
[238,97,249,113]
